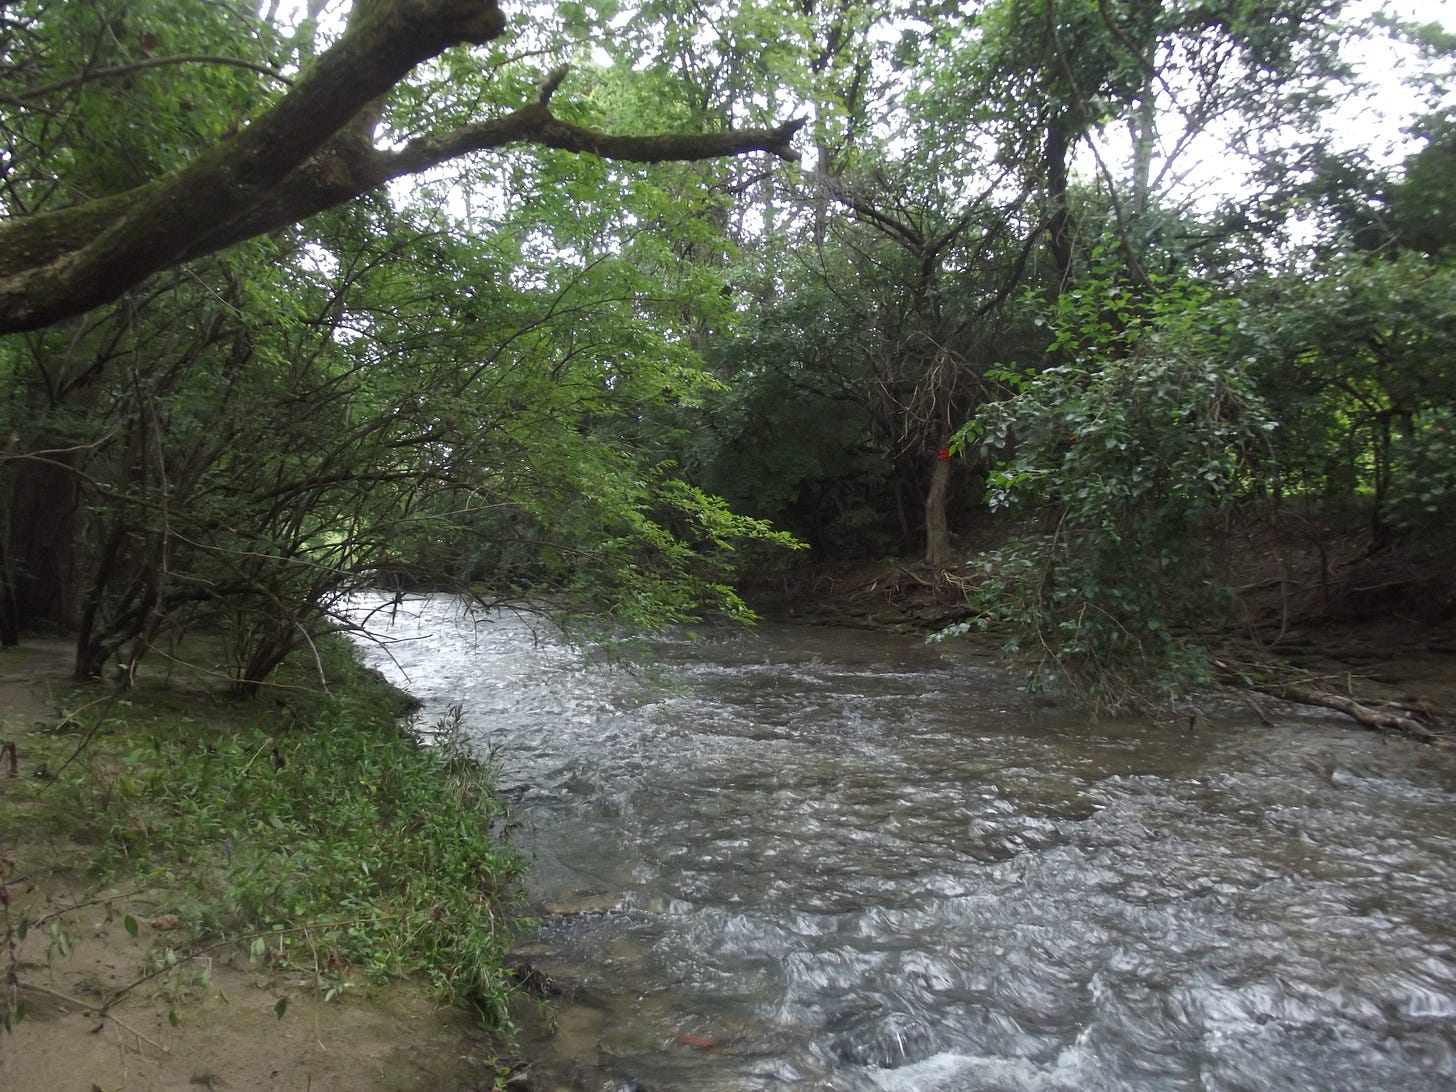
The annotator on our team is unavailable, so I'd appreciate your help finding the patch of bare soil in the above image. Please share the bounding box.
[0,644,501,1092]
[1211,504,1456,743]
[743,558,977,633]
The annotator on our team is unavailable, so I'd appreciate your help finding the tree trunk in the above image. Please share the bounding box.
[1,454,81,637]
[1044,119,1074,295]
[924,455,951,567]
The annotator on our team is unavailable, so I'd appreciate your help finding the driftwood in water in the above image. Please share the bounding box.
[1214,657,1449,745]
[1251,681,1443,745]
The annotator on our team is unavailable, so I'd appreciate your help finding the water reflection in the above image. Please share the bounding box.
[351,593,1456,1090]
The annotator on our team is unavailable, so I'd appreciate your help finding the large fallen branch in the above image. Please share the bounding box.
[1252,681,1444,745]
[0,0,803,335]
[1214,657,1449,745]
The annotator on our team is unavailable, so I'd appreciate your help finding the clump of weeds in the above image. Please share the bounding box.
[27,637,527,1027]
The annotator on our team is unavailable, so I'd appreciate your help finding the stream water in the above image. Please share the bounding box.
[351,592,1456,1091]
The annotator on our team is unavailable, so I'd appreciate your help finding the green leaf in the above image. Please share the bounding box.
[123,914,139,938]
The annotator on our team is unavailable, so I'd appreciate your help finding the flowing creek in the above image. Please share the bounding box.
[351,592,1456,1090]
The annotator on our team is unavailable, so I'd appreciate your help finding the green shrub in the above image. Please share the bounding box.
[950,275,1273,710]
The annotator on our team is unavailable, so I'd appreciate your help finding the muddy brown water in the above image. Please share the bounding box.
[351,593,1456,1091]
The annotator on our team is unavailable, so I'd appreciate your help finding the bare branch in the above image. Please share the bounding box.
[536,63,571,104]
[2,54,294,106]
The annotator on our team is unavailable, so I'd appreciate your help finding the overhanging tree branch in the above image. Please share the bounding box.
[389,65,805,174]
[0,1,803,335]
[2,54,295,104]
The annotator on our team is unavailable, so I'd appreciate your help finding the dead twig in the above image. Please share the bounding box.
[1251,682,1443,745]
[14,981,168,1055]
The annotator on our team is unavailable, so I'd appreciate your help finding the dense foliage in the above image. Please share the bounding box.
[949,273,1275,708]
[0,0,800,684]
[2,0,1452,704]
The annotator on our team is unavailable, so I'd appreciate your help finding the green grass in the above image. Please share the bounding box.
[30,637,527,1025]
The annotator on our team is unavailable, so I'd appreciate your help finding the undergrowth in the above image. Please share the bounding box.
[949,272,1268,713]
[30,637,526,1025]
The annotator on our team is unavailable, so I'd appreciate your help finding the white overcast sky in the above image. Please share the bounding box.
[279,0,1455,216]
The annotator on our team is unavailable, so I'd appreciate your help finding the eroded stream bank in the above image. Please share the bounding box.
[355,593,1456,1091]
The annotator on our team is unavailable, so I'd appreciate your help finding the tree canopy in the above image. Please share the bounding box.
[2,0,1452,705]
[0,0,801,332]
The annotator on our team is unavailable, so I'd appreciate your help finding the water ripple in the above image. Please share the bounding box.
[350,594,1456,1091]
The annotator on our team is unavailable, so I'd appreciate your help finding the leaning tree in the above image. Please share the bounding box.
[0,0,802,334]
